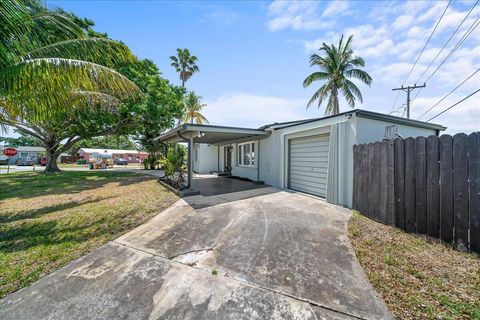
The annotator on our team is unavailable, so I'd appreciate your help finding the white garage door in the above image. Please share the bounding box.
[288,134,330,197]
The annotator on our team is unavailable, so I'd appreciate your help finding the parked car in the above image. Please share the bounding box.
[40,157,48,166]
[17,157,34,166]
[114,158,129,165]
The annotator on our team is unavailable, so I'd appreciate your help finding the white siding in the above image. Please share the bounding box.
[193,144,218,174]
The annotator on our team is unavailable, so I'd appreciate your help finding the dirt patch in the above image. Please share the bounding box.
[348,212,480,320]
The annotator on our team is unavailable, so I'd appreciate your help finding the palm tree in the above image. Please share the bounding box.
[303,34,372,115]
[0,0,142,171]
[0,0,141,122]
[170,48,199,87]
[182,91,208,124]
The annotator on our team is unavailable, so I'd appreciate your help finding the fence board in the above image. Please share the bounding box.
[352,145,359,210]
[367,143,375,220]
[453,133,469,251]
[370,142,380,221]
[379,142,388,223]
[415,137,427,235]
[469,132,480,252]
[360,144,369,214]
[394,138,405,229]
[439,135,454,244]
[426,136,440,238]
[387,140,395,225]
[404,137,416,233]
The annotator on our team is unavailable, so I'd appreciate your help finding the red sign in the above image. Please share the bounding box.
[3,148,17,157]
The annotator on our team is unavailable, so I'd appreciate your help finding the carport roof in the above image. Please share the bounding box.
[156,123,270,145]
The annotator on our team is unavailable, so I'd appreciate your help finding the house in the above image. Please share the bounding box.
[77,148,148,164]
[1,146,68,164]
[157,109,446,207]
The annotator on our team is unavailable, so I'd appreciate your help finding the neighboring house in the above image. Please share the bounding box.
[77,148,148,163]
[1,146,67,164]
[157,109,446,208]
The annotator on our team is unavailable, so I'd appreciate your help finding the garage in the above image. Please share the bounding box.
[288,134,330,198]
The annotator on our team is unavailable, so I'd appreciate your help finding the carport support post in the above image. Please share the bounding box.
[188,136,193,188]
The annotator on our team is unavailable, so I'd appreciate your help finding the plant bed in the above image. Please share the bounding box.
[348,212,480,319]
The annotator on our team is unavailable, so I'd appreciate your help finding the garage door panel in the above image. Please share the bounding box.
[288,134,329,198]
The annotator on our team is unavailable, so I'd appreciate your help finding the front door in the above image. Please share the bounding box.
[224,146,233,173]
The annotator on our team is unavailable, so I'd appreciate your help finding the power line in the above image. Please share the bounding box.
[390,0,451,113]
[417,67,480,120]
[426,88,480,122]
[411,15,480,104]
[414,0,478,84]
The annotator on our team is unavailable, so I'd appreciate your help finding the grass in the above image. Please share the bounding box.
[348,212,480,320]
[0,171,178,298]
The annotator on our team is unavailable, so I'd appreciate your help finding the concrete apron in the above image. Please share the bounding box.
[0,188,392,320]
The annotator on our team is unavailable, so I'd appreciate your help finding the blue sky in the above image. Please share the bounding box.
[50,0,479,134]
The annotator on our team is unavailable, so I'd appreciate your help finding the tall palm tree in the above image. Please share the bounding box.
[303,34,372,115]
[182,91,208,124]
[170,48,199,87]
[0,0,141,122]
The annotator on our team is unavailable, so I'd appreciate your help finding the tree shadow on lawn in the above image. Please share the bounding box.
[0,207,124,254]
[0,196,117,224]
[0,171,155,201]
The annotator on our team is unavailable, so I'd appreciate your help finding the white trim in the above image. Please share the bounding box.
[237,141,255,167]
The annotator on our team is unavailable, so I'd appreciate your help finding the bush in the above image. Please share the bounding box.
[160,147,186,189]
[77,159,87,165]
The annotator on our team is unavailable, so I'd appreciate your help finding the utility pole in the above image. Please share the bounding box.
[392,83,426,119]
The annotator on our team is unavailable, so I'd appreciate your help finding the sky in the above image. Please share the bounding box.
[42,0,480,134]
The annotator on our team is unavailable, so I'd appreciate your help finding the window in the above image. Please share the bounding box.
[384,125,398,139]
[237,142,255,167]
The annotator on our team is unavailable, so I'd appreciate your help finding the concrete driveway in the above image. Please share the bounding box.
[0,177,391,320]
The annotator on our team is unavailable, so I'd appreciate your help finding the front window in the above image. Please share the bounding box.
[238,142,255,167]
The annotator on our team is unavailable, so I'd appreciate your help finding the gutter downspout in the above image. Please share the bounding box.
[177,131,192,190]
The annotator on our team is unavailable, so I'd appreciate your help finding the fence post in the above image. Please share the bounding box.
[387,140,395,225]
[415,137,427,235]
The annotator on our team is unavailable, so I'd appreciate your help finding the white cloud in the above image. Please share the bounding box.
[393,15,414,30]
[203,7,239,26]
[203,93,308,128]
[266,0,335,31]
[322,1,350,18]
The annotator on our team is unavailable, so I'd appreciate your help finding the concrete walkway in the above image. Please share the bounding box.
[0,178,392,320]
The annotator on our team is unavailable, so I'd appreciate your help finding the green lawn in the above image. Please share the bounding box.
[348,212,480,320]
[0,171,178,298]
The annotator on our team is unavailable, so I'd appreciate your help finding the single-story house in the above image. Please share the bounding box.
[1,146,67,164]
[77,148,148,163]
[157,109,446,208]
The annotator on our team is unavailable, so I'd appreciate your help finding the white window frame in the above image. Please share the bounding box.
[237,142,255,167]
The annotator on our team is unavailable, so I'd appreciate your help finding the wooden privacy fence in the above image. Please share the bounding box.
[352,132,480,253]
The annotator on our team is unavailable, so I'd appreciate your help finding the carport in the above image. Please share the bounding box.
[156,123,270,189]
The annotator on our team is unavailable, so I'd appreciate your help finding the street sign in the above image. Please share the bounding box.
[3,148,17,157]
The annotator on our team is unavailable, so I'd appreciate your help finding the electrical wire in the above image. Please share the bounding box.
[426,88,480,122]
[389,0,451,113]
[417,67,480,120]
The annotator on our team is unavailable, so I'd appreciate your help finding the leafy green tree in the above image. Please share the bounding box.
[303,35,372,115]
[119,59,185,169]
[0,0,141,172]
[182,91,208,124]
[0,130,41,147]
[70,135,137,156]
[169,48,199,87]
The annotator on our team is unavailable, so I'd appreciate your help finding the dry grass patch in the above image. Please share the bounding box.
[348,212,480,320]
[0,171,178,298]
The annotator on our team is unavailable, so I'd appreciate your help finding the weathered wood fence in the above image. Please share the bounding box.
[352,132,480,253]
